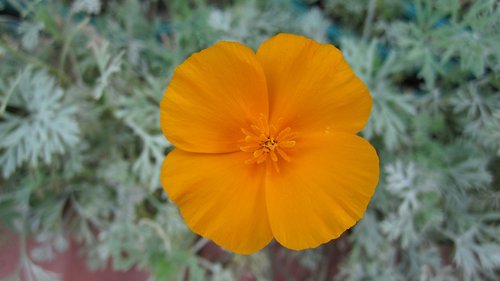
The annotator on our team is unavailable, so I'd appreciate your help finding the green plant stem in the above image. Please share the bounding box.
[59,17,89,74]
[0,69,24,116]
[191,238,209,253]
[0,38,70,85]
[362,0,377,40]
[138,218,172,254]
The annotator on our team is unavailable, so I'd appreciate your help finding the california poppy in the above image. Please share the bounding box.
[160,33,379,254]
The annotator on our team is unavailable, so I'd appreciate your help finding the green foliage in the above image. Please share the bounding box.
[0,0,499,280]
[0,69,80,178]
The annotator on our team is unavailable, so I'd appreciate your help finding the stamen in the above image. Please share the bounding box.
[253,149,264,158]
[240,117,297,172]
[241,128,252,136]
[256,153,267,164]
[272,161,280,173]
[277,148,291,162]
[240,145,258,152]
[279,140,296,148]
[277,127,291,140]
[251,125,262,134]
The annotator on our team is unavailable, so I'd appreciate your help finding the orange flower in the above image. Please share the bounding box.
[160,33,379,254]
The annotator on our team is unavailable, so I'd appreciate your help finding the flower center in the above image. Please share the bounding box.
[262,138,278,152]
[239,115,297,172]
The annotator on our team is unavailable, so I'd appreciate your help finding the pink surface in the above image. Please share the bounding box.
[0,230,149,281]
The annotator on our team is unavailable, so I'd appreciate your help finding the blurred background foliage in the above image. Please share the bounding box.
[0,0,499,280]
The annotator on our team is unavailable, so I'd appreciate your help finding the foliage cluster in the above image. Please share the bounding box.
[0,0,499,280]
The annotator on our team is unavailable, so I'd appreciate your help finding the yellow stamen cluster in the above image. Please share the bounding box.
[240,116,297,172]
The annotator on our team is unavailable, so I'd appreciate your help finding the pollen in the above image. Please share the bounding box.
[240,115,297,172]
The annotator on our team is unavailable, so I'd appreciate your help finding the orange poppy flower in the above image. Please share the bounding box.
[160,33,379,254]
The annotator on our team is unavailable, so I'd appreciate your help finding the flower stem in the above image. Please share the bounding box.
[362,0,377,40]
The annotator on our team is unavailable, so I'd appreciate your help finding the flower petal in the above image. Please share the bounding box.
[265,133,379,250]
[256,33,371,134]
[161,42,268,153]
[161,149,272,254]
